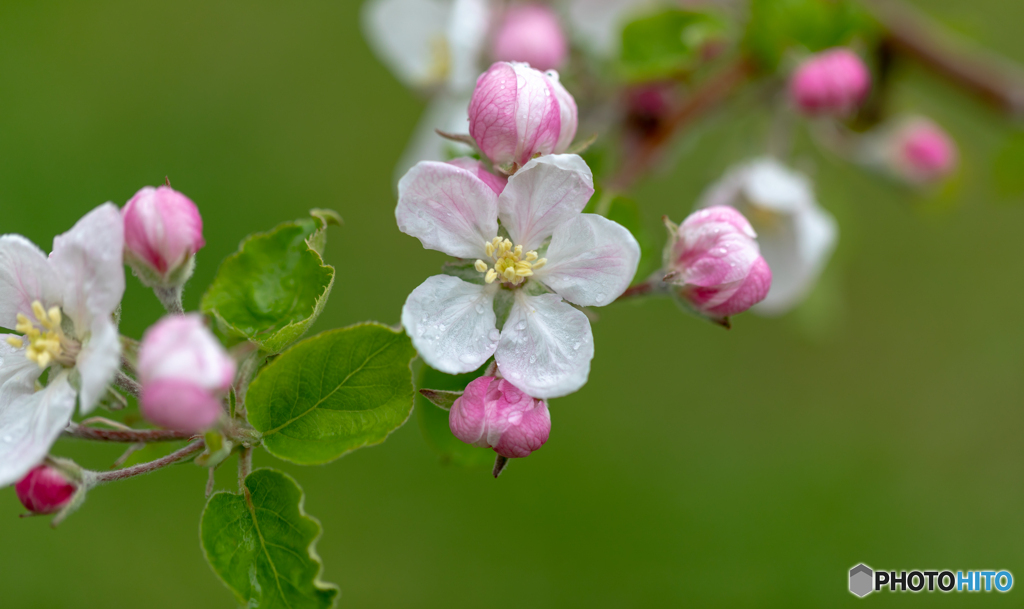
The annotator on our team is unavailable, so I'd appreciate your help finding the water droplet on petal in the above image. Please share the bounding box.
[529,355,537,364]
[475,304,484,314]
[572,342,581,350]
[517,321,527,330]
[488,329,501,341]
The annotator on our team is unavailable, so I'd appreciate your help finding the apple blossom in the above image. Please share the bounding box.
[138,314,236,433]
[15,465,77,515]
[449,375,550,458]
[492,4,568,71]
[0,204,124,487]
[447,157,507,194]
[122,185,205,288]
[889,118,958,184]
[790,48,871,116]
[665,206,772,319]
[469,61,578,169]
[397,154,639,398]
[697,159,837,316]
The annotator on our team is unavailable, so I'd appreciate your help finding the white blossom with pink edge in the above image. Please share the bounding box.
[697,158,837,316]
[0,204,125,487]
[397,154,640,398]
[138,314,236,433]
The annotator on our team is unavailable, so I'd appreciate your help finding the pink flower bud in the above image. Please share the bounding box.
[138,314,236,433]
[447,157,508,195]
[15,465,77,515]
[667,206,772,318]
[468,61,577,168]
[891,118,957,183]
[122,185,206,286]
[449,376,550,459]
[492,4,568,72]
[789,48,870,116]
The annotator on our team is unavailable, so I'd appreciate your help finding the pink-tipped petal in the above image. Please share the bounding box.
[447,157,508,195]
[492,4,568,71]
[497,154,594,251]
[449,376,550,458]
[141,378,223,433]
[122,187,203,279]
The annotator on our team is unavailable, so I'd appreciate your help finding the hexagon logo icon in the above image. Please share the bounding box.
[849,564,873,597]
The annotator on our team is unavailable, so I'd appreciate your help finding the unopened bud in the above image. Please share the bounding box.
[122,185,205,288]
[468,61,577,169]
[138,314,235,433]
[447,157,508,195]
[449,376,550,458]
[666,206,772,318]
[790,48,870,116]
[15,465,77,515]
[492,4,568,71]
[889,118,957,184]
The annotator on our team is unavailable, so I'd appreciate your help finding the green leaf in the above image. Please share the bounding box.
[744,0,875,69]
[414,359,494,467]
[201,210,340,354]
[418,388,463,411]
[201,469,338,609]
[247,323,416,465]
[619,9,728,81]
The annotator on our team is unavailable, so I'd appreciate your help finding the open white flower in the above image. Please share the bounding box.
[397,154,640,398]
[0,204,125,487]
[697,158,837,315]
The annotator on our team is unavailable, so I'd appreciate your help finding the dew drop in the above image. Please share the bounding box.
[459,353,477,364]
[488,329,501,341]
[517,321,527,330]
[717,248,727,255]
[529,355,537,364]
[437,324,446,332]
[595,293,605,303]
[573,342,581,350]
[475,304,485,314]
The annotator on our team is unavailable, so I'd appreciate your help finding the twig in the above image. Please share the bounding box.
[111,443,146,469]
[609,57,756,191]
[238,446,253,491]
[89,440,204,484]
[866,0,1024,118]
[64,421,196,443]
[113,371,141,398]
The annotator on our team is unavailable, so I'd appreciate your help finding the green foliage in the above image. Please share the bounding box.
[744,0,875,69]
[246,323,416,465]
[414,360,495,467]
[201,209,340,354]
[201,469,338,609]
[619,9,728,81]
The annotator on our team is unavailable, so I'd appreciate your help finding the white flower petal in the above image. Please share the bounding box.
[495,292,593,399]
[446,0,491,91]
[401,275,499,374]
[0,372,76,488]
[0,236,63,330]
[393,95,473,183]
[49,203,125,332]
[754,202,838,316]
[74,316,121,415]
[498,154,594,251]
[536,214,640,307]
[397,161,499,259]
[361,0,452,88]
[0,336,44,403]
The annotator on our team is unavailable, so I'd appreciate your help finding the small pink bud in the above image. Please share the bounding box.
[449,376,550,459]
[138,314,236,433]
[668,206,772,318]
[468,61,578,168]
[891,118,957,183]
[122,185,206,287]
[492,4,568,72]
[790,48,870,116]
[15,465,77,515]
[447,157,508,195]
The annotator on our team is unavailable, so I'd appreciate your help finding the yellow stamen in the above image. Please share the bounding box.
[6,336,23,348]
[485,269,498,284]
[11,300,77,369]
[476,238,546,287]
[474,259,488,273]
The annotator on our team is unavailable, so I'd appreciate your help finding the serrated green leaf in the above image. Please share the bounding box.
[414,359,494,467]
[201,210,338,354]
[744,0,875,69]
[246,323,416,465]
[620,9,729,81]
[201,469,338,609]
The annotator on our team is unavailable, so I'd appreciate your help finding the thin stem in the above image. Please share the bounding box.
[153,286,184,315]
[492,455,509,479]
[616,278,663,302]
[238,446,253,490]
[64,421,196,443]
[866,0,1024,118]
[89,440,204,484]
[608,57,755,191]
[113,371,141,398]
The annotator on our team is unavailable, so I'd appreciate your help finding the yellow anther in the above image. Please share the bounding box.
[6,336,23,348]
[476,238,546,287]
[12,300,77,369]
[485,269,498,284]
[525,251,538,262]
[513,244,523,257]
[485,242,494,257]
[31,301,47,325]
[474,259,488,273]
[533,258,547,270]
[48,307,61,327]
[503,267,517,282]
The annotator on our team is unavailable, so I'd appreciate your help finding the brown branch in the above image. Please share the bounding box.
[90,440,205,484]
[64,421,197,443]
[609,58,756,191]
[866,0,1024,118]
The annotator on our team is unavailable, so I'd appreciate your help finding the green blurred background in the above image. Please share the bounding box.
[1,0,1022,606]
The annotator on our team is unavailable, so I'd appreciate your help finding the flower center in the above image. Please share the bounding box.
[475,237,547,287]
[6,301,79,369]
